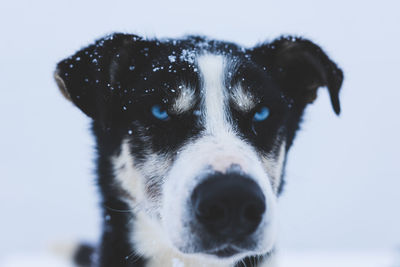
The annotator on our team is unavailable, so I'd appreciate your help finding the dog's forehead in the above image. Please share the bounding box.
[108,36,278,124]
[129,37,261,113]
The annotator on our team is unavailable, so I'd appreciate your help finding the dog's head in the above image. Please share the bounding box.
[55,33,343,264]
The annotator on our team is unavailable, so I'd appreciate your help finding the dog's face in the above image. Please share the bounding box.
[55,34,342,264]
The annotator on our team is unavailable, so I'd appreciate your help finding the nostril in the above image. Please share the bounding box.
[243,201,265,223]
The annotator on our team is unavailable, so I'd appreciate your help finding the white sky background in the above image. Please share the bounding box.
[0,0,399,261]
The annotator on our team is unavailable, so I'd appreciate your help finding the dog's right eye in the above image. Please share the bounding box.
[151,105,170,121]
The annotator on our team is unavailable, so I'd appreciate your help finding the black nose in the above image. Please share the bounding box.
[191,173,266,240]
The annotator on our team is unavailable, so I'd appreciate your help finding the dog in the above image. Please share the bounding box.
[54,33,343,267]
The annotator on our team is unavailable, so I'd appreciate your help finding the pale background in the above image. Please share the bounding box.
[1,0,399,266]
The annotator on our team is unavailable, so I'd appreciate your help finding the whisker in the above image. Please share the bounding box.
[104,205,135,213]
[124,250,138,261]
[239,258,247,267]
[103,201,147,214]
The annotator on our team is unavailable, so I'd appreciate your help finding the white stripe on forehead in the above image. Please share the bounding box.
[197,54,230,135]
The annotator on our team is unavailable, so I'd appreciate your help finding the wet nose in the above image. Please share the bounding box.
[191,173,266,240]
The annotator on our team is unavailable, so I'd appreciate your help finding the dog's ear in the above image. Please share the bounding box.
[54,33,142,119]
[251,36,344,115]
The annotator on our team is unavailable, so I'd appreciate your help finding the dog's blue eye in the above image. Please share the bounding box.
[253,106,270,122]
[151,105,169,120]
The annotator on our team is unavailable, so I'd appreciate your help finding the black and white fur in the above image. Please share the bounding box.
[55,33,343,267]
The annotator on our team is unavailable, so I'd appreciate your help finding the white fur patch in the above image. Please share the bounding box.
[113,139,147,203]
[172,86,196,114]
[197,54,230,135]
[231,85,257,112]
[262,141,287,192]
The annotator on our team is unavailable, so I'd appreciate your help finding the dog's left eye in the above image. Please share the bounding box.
[151,105,169,120]
[253,106,270,122]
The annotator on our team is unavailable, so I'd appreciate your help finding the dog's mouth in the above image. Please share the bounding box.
[204,245,246,258]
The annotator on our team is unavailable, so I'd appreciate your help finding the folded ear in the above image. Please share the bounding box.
[251,36,344,115]
[54,33,142,119]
